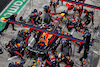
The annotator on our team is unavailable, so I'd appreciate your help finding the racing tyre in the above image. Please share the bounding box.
[44,13,51,24]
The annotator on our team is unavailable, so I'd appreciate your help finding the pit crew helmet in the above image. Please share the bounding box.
[18,29,29,37]
[39,11,42,15]
[48,51,52,55]
[78,18,81,23]
[84,9,87,13]
[5,43,9,48]
[34,9,38,12]
[15,43,21,48]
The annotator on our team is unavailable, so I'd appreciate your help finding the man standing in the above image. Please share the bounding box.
[80,31,91,61]
[0,14,17,35]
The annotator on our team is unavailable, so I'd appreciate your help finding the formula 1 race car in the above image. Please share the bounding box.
[27,28,61,59]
